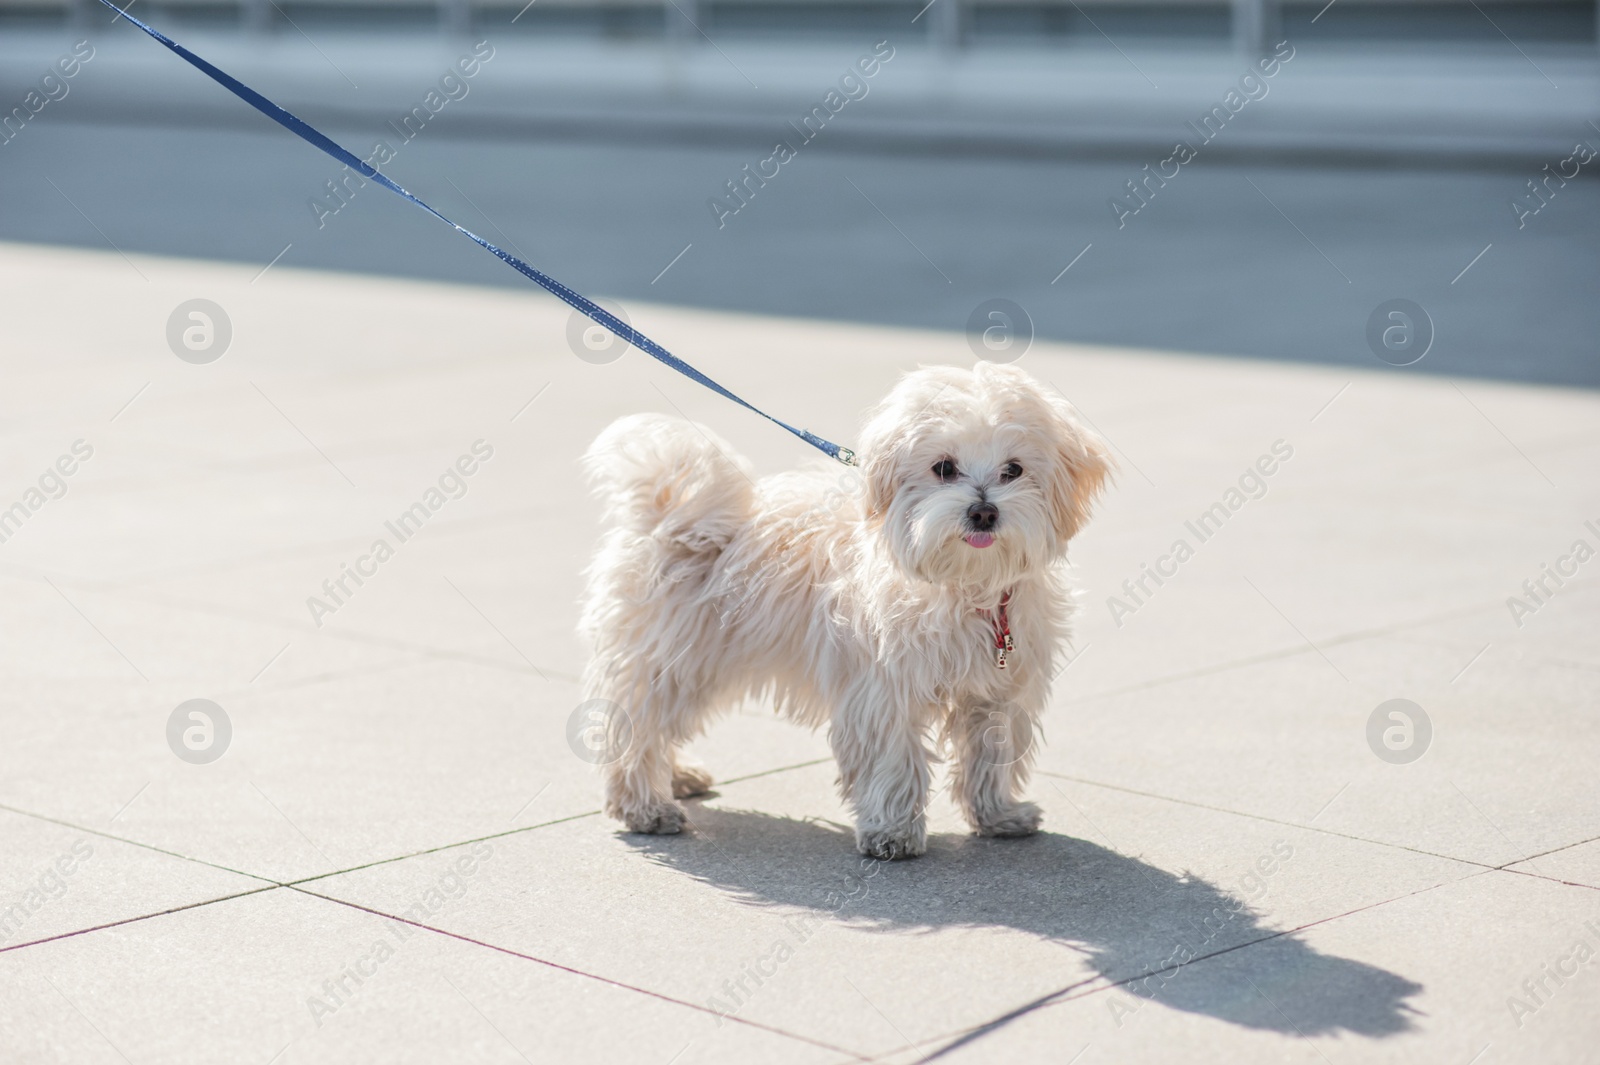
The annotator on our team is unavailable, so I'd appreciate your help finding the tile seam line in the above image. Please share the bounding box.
[0,572,578,687]
[1062,598,1504,707]
[10,570,1542,706]
[284,758,835,886]
[238,654,434,698]
[0,801,278,884]
[287,884,874,1061]
[1036,771,1498,869]
[0,757,832,899]
[828,1032,957,1065]
[282,809,609,888]
[1044,772,1600,877]
[1511,831,1600,865]
[0,872,867,1065]
[0,885,281,956]
[821,1022,948,1065]
[911,866,1495,1064]
[1050,866,1492,1009]
[0,760,838,964]
[1497,864,1600,893]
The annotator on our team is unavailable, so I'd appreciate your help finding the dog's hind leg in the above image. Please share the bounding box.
[670,758,714,799]
[581,412,752,834]
[604,746,684,834]
[601,675,710,834]
[604,739,684,835]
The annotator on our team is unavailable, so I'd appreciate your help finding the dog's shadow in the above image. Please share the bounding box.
[623,806,1423,1040]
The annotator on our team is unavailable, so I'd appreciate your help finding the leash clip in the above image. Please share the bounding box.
[835,447,857,467]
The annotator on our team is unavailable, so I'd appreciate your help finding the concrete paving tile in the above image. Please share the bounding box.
[1034,605,1600,867]
[1041,776,1479,936]
[303,761,1476,1060]
[1051,520,1597,717]
[1244,629,1598,869]
[0,884,838,1065]
[0,246,645,592]
[1067,365,1598,527]
[0,570,414,686]
[28,661,581,884]
[0,808,267,953]
[1395,580,1600,673]
[0,242,551,411]
[2,651,830,885]
[108,508,591,683]
[1051,355,1599,705]
[1049,572,1600,738]
[886,869,1600,1065]
[1056,569,1468,710]
[1063,485,1596,708]
[0,385,548,588]
[1292,375,1600,486]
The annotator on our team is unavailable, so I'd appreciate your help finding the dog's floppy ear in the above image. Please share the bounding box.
[856,366,963,521]
[1044,394,1114,545]
[856,416,903,522]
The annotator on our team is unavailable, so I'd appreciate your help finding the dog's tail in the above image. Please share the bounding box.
[581,413,755,558]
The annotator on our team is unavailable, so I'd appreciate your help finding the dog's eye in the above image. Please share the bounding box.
[1000,462,1023,483]
[932,459,958,482]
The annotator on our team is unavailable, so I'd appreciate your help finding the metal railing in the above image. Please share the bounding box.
[5,0,1591,55]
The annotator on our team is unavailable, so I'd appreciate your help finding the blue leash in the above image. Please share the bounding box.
[96,0,856,466]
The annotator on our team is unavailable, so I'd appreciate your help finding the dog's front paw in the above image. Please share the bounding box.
[976,801,1042,838]
[622,802,687,835]
[671,763,715,799]
[856,826,927,861]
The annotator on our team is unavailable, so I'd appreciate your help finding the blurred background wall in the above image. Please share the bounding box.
[2,0,1597,383]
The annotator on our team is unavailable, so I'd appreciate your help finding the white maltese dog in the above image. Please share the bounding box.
[578,362,1111,859]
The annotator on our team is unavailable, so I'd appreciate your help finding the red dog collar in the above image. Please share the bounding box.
[978,591,1015,669]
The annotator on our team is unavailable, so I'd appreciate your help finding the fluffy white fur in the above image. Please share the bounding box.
[578,362,1112,859]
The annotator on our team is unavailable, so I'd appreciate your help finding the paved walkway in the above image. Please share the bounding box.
[0,240,1596,1063]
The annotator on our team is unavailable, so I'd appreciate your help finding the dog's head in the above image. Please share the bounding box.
[856,363,1112,586]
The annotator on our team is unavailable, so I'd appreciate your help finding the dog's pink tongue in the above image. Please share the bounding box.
[964,532,995,549]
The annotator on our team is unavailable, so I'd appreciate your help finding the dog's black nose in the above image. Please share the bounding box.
[967,502,999,531]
